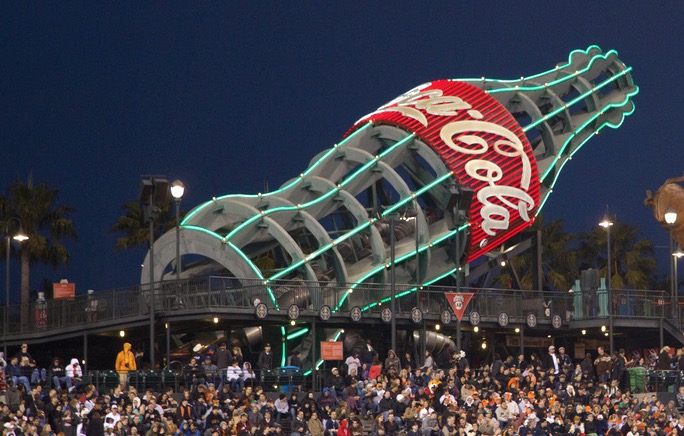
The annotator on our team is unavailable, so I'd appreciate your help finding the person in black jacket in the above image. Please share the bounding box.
[85,411,105,436]
[257,343,274,380]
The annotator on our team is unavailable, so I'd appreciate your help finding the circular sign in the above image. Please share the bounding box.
[350,306,362,322]
[381,307,392,323]
[255,303,268,319]
[469,311,480,326]
[288,304,300,320]
[498,312,509,327]
[526,313,537,328]
[441,309,452,325]
[319,305,332,321]
[552,314,562,329]
[411,307,423,324]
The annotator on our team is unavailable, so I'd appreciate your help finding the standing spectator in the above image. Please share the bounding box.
[345,352,361,376]
[543,346,560,375]
[558,346,572,368]
[257,343,274,382]
[115,342,136,387]
[213,342,232,373]
[402,352,415,372]
[233,347,245,367]
[368,360,383,381]
[611,351,626,386]
[657,346,673,370]
[594,346,612,382]
[385,350,401,375]
[360,339,377,367]
[134,349,144,370]
[581,352,595,380]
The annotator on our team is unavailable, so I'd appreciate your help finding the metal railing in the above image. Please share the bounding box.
[0,276,673,338]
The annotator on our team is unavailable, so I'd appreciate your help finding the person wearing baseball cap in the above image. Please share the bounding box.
[257,343,273,383]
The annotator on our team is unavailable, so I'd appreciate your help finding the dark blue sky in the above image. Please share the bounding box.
[1,2,682,297]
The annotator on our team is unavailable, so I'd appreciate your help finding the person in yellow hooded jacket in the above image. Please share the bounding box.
[115,342,136,387]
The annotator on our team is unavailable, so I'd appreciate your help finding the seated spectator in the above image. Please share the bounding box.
[49,357,71,392]
[202,355,219,386]
[65,357,83,392]
[226,360,244,393]
[242,361,256,387]
[6,356,31,392]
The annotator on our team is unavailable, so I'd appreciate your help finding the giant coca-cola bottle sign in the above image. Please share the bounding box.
[346,80,541,261]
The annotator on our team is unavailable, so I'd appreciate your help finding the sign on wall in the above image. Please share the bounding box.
[321,341,344,360]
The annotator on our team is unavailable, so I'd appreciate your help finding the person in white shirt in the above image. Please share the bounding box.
[65,358,83,392]
[104,404,121,428]
[226,360,244,392]
[345,352,361,376]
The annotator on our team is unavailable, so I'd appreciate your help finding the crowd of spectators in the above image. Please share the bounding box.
[0,340,683,436]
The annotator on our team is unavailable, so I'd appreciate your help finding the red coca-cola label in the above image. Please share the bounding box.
[345,80,540,261]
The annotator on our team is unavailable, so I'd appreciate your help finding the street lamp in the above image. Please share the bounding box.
[599,210,613,354]
[169,179,184,370]
[665,210,677,320]
[4,218,29,357]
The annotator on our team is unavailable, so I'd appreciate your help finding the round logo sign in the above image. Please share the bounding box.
[498,312,509,327]
[288,304,300,320]
[350,306,362,322]
[319,305,332,321]
[441,309,452,325]
[255,303,268,319]
[411,307,423,324]
[381,307,392,323]
[469,311,480,326]
[552,314,562,329]
[526,313,537,328]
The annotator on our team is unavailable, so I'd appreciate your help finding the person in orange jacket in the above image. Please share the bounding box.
[115,342,136,387]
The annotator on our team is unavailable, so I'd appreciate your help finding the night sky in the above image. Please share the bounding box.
[1,2,682,299]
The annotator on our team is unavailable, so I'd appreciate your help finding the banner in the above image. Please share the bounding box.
[445,293,473,322]
[320,341,344,360]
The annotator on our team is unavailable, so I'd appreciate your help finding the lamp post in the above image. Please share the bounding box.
[675,246,683,319]
[665,210,678,320]
[389,215,397,353]
[169,180,184,371]
[139,175,169,370]
[4,218,29,357]
[599,211,613,355]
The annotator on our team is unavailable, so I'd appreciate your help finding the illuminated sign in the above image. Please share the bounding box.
[346,80,540,261]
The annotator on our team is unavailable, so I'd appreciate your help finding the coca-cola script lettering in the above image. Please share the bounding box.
[348,80,540,261]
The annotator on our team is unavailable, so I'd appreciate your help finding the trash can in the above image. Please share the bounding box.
[629,367,647,392]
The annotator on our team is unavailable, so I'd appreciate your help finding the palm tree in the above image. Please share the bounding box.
[0,174,77,321]
[110,199,181,252]
[578,217,657,290]
[494,215,579,292]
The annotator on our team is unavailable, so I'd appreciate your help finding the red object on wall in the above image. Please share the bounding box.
[345,80,540,261]
[320,341,344,360]
[445,292,474,322]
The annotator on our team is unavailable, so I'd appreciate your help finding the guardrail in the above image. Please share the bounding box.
[0,276,673,338]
